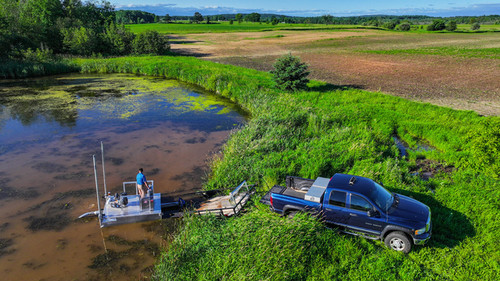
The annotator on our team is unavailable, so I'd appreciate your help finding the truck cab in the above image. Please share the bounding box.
[262,174,432,253]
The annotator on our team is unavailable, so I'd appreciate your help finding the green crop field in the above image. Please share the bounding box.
[125,22,373,34]
[126,22,500,35]
[73,56,500,281]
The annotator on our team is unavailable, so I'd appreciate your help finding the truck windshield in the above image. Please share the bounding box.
[369,182,393,211]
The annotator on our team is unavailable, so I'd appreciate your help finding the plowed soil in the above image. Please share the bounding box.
[170,30,500,116]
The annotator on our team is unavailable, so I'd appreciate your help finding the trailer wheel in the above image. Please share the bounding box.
[384,231,412,253]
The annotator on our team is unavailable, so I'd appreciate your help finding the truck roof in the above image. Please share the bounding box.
[327,173,378,198]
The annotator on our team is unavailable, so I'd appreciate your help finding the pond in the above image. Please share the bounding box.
[0,74,247,280]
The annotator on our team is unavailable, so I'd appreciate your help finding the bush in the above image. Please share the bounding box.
[446,20,457,31]
[382,21,397,30]
[132,30,170,55]
[471,22,481,30]
[427,19,446,31]
[62,27,100,56]
[270,53,310,92]
[102,23,135,55]
[463,117,500,178]
[21,47,56,63]
[397,23,411,31]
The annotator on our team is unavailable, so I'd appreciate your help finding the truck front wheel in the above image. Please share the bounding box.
[384,231,412,253]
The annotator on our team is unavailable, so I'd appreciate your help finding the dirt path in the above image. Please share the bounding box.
[170,30,500,116]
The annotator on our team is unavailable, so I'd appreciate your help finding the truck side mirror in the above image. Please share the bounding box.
[367,209,379,217]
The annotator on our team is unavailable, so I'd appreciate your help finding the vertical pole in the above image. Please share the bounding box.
[93,155,102,226]
[101,141,107,197]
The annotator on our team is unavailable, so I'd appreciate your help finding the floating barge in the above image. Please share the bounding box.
[80,143,255,227]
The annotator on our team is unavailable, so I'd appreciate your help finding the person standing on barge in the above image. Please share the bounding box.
[137,168,150,199]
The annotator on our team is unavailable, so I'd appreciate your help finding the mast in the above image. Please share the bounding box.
[93,155,102,226]
[101,141,107,196]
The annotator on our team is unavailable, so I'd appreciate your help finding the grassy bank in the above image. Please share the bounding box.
[74,56,499,280]
[0,59,79,79]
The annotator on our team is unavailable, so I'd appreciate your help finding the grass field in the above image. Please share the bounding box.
[125,22,333,34]
[73,56,500,281]
[126,22,500,35]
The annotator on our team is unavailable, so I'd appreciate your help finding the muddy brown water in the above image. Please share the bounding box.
[0,74,246,280]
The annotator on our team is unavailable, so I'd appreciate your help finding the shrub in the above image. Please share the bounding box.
[270,53,310,92]
[62,27,100,56]
[427,19,446,31]
[21,47,56,63]
[383,21,397,30]
[463,117,500,178]
[397,23,411,31]
[446,20,457,31]
[102,23,135,55]
[132,30,170,55]
[471,22,481,30]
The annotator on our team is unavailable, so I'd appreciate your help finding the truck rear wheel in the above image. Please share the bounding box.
[286,211,298,219]
[384,231,412,253]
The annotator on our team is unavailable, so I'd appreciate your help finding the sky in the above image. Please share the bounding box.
[110,0,500,17]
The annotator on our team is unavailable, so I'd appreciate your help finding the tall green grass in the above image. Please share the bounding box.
[0,60,79,79]
[73,56,500,280]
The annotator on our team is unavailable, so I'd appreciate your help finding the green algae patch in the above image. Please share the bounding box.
[0,73,245,126]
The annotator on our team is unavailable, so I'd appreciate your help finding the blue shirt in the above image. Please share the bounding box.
[137,172,147,185]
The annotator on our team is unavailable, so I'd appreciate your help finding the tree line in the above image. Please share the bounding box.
[0,0,169,61]
[132,12,500,26]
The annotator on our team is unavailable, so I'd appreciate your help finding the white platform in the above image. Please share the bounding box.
[100,193,162,227]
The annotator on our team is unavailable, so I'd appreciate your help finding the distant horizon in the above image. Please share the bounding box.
[110,1,500,17]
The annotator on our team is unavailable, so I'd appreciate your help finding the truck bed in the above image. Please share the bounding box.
[259,185,308,205]
[260,176,315,206]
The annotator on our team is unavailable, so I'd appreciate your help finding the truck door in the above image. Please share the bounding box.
[323,190,350,226]
[347,194,385,235]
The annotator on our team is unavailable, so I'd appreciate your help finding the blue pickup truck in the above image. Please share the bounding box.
[261,174,431,253]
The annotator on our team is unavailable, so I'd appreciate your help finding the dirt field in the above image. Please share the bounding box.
[170,30,500,116]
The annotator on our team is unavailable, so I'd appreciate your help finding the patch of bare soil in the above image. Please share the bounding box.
[171,30,500,116]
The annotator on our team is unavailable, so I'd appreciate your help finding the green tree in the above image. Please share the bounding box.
[193,12,203,23]
[235,13,243,24]
[322,14,333,24]
[427,19,446,31]
[271,16,279,25]
[445,20,457,31]
[244,13,261,22]
[132,30,169,55]
[229,19,233,25]
[61,26,100,56]
[270,53,310,92]
[383,21,397,30]
[397,22,411,31]
[471,22,480,30]
[102,23,135,55]
[164,14,172,23]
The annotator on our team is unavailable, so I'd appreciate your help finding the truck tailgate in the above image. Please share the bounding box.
[259,185,286,205]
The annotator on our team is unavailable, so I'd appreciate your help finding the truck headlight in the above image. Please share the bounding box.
[415,210,431,235]
[415,227,426,235]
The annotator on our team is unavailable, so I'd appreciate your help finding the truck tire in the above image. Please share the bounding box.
[286,211,298,219]
[384,231,412,253]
